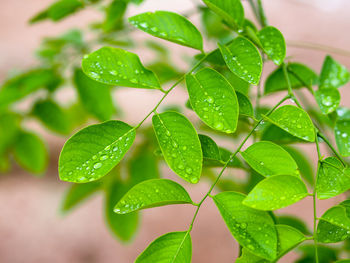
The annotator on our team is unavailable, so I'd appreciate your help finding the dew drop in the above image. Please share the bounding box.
[93,162,102,169]
[186,167,193,174]
[214,122,224,130]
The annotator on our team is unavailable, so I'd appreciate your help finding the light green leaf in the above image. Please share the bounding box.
[219,37,262,85]
[152,111,202,183]
[59,120,135,183]
[317,205,350,243]
[13,131,48,174]
[136,231,192,263]
[316,157,350,199]
[186,68,239,133]
[222,69,250,95]
[0,68,60,109]
[264,105,315,142]
[102,0,127,32]
[264,63,318,94]
[236,91,254,117]
[105,180,139,242]
[236,225,306,263]
[61,181,101,213]
[129,11,203,51]
[257,26,286,65]
[243,175,308,210]
[82,47,161,90]
[202,0,244,29]
[199,134,221,161]
[74,68,115,121]
[241,141,299,177]
[213,191,277,260]
[32,100,71,135]
[315,88,340,114]
[319,55,350,89]
[114,179,193,214]
[261,124,303,145]
[335,120,350,156]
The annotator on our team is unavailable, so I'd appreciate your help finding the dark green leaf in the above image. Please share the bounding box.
[82,47,161,89]
[219,37,262,85]
[136,231,192,263]
[261,124,303,144]
[316,157,350,199]
[0,111,20,155]
[243,175,308,210]
[186,68,239,133]
[61,181,101,213]
[129,11,203,50]
[74,68,115,121]
[319,55,350,89]
[202,0,244,29]
[264,63,318,94]
[264,105,315,142]
[103,0,127,32]
[114,179,193,214]
[277,215,311,235]
[199,134,221,161]
[315,88,340,114]
[13,131,48,174]
[258,26,286,65]
[32,100,71,135]
[152,111,202,183]
[241,141,299,177]
[213,191,277,260]
[59,120,135,183]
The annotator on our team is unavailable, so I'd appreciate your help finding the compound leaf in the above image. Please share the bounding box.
[186,68,239,133]
[82,47,161,90]
[219,37,262,85]
[136,231,192,263]
[129,11,203,50]
[243,175,308,211]
[241,141,299,177]
[59,120,135,183]
[114,179,193,214]
[258,26,286,65]
[152,111,202,184]
[264,105,315,142]
[213,191,277,260]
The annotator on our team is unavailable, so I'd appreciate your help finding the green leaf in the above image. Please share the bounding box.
[236,91,254,117]
[0,111,20,155]
[241,141,299,177]
[114,179,193,214]
[222,69,250,95]
[186,68,239,133]
[102,0,127,32]
[213,191,277,260]
[264,63,318,94]
[13,131,48,174]
[277,215,311,235]
[319,55,350,89]
[82,47,161,90]
[152,111,202,183]
[136,231,192,263]
[335,120,350,156]
[0,68,60,109]
[264,105,315,142]
[202,0,244,29]
[236,225,305,262]
[61,181,101,213]
[243,175,308,210]
[105,180,139,242]
[316,157,350,199]
[74,68,115,121]
[317,205,350,243]
[32,100,71,135]
[283,145,314,185]
[219,37,262,85]
[257,26,286,65]
[261,124,304,144]
[315,88,340,114]
[59,120,135,183]
[30,0,83,23]
[129,11,203,51]
[199,134,221,161]
[201,7,230,38]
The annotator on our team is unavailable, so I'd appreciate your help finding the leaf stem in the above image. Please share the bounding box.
[317,132,347,166]
[187,94,290,232]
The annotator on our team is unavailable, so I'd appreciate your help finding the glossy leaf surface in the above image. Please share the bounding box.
[319,55,350,89]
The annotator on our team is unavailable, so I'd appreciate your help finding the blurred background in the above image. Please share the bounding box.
[1,0,350,262]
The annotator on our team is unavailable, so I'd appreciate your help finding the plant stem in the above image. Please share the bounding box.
[134,53,209,129]
[257,0,268,27]
[187,94,290,232]
[286,40,350,57]
[317,132,347,166]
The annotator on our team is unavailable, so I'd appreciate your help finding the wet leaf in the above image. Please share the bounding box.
[335,120,350,156]
[186,68,239,133]
[243,175,308,210]
[258,26,286,65]
[319,55,350,89]
[315,88,340,114]
[236,91,254,117]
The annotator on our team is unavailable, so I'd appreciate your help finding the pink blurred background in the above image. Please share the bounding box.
[1,0,350,262]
